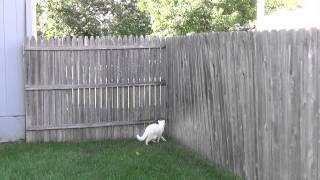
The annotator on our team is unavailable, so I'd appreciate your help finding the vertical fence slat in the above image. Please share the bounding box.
[316,29,320,180]
[122,36,129,137]
[103,36,111,138]
[160,38,166,121]
[138,36,145,123]
[24,37,31,141]
[133,36,141,134]
[127,36,134,136]
[113,36,119,138]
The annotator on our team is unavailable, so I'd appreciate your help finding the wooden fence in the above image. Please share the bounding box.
[167,29,320,180]
[24,36,167,142]
[24,30,320,180]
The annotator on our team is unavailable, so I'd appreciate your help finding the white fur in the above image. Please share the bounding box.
[136,120,166,145]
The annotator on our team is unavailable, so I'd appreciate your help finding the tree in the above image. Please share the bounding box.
[37,0,301,37]
[38,0,152,37]
[265,0,304,14]
[137,0,256,36]
[36,1,46,37]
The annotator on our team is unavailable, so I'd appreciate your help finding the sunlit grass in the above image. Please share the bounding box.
[0,140,239,180]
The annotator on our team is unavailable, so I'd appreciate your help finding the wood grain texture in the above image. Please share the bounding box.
[24,31,320,180]
[24,36,167,142]
[166,30,320,180]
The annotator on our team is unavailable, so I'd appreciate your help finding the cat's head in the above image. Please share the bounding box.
[158,120,165,126]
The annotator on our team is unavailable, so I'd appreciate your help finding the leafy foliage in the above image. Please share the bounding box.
[137,0,256,35]
[38,0,152,37]
[265,0,304,14]
[38,0,258,37]
[37,0,304,37]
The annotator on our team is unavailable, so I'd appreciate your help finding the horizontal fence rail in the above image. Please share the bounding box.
[25,81,166,91]
[26,120,157,131]
[24,36,168,142]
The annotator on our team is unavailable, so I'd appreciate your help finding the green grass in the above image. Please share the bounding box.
[0,140,239,180]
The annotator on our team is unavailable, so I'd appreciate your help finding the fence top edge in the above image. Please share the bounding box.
[24,45,166,51]
[25,35,165,44]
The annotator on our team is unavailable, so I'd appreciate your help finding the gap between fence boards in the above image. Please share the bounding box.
[26,120,164,131]
[25,81,167,91]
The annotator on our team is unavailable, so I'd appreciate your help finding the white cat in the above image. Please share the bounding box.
[136,120,167,145]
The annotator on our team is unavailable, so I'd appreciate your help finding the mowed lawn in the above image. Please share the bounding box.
[0,140,239,180]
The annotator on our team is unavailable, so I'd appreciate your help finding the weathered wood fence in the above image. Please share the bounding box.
[167,30,320,180]
[24,36,167,142]
[24,30,320,180]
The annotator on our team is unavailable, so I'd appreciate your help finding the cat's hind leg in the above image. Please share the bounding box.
[145,137,152,145]
[161,136,167,142]
[156,137,160,143]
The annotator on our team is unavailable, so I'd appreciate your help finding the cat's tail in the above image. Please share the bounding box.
[136,132,147,141]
